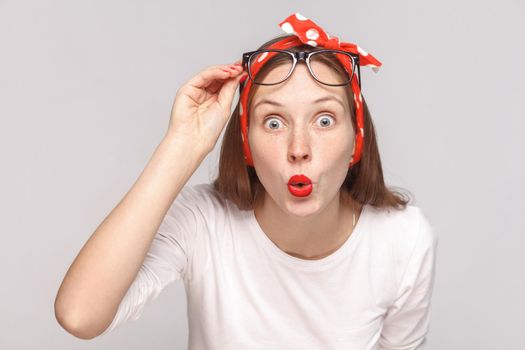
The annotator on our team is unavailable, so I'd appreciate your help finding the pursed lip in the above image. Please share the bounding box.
[288,174,313,185]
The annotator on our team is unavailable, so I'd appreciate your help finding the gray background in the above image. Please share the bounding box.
[1,0,523,349]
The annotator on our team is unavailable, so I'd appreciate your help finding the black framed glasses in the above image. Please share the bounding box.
[241,49,361,89]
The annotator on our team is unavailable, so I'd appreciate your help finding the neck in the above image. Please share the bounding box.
[253,190,360,260]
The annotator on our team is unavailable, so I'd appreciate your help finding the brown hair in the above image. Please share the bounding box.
[212,33,412,211]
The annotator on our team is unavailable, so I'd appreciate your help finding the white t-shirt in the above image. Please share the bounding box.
[100,183,438,350]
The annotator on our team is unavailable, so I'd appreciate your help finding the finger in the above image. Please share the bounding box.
[207,79,224,95]
[208,66,244,94]
[207,67,243,95]
[217,71,248,114]
[186,65,242,90]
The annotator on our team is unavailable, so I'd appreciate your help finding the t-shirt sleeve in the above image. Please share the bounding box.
[98,183,210,337]
[379,207,439,350]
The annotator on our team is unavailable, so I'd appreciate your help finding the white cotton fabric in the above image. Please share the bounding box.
[100,183,438,350]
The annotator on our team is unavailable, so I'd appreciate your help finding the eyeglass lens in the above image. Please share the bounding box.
[248,50,355,86]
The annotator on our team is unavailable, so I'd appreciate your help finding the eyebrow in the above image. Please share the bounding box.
[252,95,346,111]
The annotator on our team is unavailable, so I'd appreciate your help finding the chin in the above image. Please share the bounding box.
[283,194,323,214]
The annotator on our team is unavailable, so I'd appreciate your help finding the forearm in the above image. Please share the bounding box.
[54,135,208,339]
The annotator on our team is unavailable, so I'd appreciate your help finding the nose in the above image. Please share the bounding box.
[287,130,311,163]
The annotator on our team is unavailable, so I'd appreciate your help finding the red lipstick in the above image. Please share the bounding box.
[287,174,313,197]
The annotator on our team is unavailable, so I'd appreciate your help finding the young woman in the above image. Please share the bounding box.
[55,13,438,350]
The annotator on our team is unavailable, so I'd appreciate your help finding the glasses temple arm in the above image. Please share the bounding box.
[356,58,361,90]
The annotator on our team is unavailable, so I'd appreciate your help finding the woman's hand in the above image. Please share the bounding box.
[167,60,247,152]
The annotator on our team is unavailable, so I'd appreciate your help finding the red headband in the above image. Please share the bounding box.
[239,12,382,168]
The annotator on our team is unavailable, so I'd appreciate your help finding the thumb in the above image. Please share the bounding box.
[217,72,247,115]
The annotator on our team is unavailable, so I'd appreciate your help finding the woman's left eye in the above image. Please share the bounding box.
[316,114,335,127]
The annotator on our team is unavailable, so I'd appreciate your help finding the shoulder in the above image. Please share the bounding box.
[175,182,226,212]
[366,204,438,262]
[404,205,438,253]
[368,204,436,238]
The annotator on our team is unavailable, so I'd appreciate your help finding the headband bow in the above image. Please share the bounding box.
[239,12,382,168]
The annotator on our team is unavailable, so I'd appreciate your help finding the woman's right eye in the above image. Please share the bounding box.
[263,117,283,130]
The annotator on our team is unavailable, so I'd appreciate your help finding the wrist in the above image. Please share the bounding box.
[161,132,211,158]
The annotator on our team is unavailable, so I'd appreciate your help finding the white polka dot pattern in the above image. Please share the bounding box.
[280,22,294,34]
[306,28,319,40]
[257,51,268,63]
[357,45,369,56]
[295,13,308,21]
[353,93,360,110]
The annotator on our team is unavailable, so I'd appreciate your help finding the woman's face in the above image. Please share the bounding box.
[248,62,355,217]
